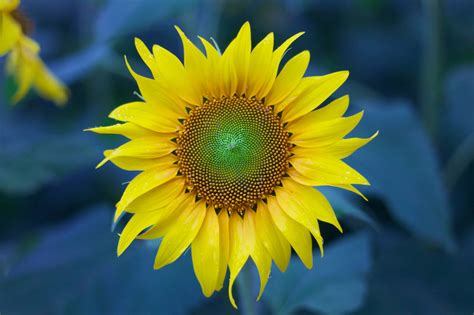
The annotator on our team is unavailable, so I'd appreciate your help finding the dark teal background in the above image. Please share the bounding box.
[0,0,473,314]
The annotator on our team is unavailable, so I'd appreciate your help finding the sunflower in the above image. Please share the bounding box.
[0,0,68,105]
[88,22,377,307]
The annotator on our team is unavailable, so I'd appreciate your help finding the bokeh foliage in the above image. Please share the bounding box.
[1,0,473,314]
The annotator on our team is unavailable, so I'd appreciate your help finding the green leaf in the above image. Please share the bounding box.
[264,232,372,315]
[350,101,454,250]
[0,106,99,195]
[0,207,205,314]
[353,229,474,315]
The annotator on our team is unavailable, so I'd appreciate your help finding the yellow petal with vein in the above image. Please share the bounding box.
[227,214,250,309]
[103,150,176,171]
[115,166,178,219]
[137,193,194,240]
[289,112,364,147]
[245,210,272,300]
[282,178,342,233]
[96,137,175,168]
[275,184,324,254]
[126,178,185,213]
[85,123,162,139]
[266,196,313,269]
[282,71,349,123]
[257,32,305,98]
[256,201,291,272]
[290,155,369,185]
[215,210,229,291]
[192,207,220,297]
[152,44,202,105]
[154,200,206,269]
[231,22,251,95]
[117,211,161,256]
[265,50,310,105]
[246,33,273,97]
[175,26,208,97]
[109,101,180,133]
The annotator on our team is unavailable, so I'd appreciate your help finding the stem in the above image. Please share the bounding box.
[420,0,442,140]
[237,265,258,315]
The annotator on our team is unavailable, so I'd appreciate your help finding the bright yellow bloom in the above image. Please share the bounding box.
[88,22,377,307]
[0,0,67,105]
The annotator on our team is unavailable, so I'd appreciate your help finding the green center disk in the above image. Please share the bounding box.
[177,97,288,210]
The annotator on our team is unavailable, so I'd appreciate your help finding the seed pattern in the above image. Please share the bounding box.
[177,96,289,214]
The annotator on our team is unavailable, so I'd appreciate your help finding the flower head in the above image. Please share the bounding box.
[0,0,68,105]
[88,22,376,307]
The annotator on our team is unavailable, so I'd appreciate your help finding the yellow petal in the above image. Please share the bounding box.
[117,211,161,256]
[154,200,207,269]
[198,36,221,98]
[288,112,364,148]
[255,201,291,272]
[137,193,194,239]
[246,33,274,98]
[287,168,367,201]
[115,166,178,219]
[266,196,313,269]
[316,131,379,159]
[281,178,342,233]
[215,210,229,291]
[175,26,208,97]
[103,150,177,171]
[96,137,176,168]
[125,55,188,117]
[85,122,161,139]
[9,46,39,103]
[0,13,21,55]
[220,42,238,98]
[33,61,68,106]
[152,44,202,105]
[282,71,349,123]
[275,184,324,254]
[0,0,20,12]
[302,95,350,122]
[257,32,305,98]
[274,76,317,113]
[231,22,251,96]
[109,101,180,133]
[192,207,220,297]
[134,37,159,77]
[245,210,272,300]
[290,155,369,185]
[126,177,185,213]
[265,50,310,105]
[228,214,250,309]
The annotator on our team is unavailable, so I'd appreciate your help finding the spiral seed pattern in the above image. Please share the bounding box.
[177,96,289,214]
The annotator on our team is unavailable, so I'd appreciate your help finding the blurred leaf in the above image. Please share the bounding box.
[95,0,194,42]
[264,232,372,315]
[354,229,474,315]
[0,207,205,315]
[350,101,454,250]
[0,112,97,195]
[319,187,377,228]
[51,44,111,84]
[444,65,474,140]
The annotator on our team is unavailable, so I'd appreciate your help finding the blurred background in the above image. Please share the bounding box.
[0,0,473,314]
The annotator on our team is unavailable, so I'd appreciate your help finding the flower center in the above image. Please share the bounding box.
[177,96,289,214]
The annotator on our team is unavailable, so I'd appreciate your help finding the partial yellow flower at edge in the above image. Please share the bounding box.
[6,36,68,106]
[0,0,68,106]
